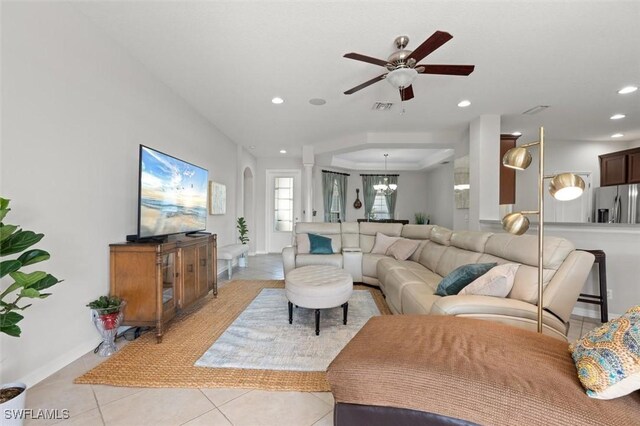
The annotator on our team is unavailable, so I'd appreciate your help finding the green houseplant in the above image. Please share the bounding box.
[415,212,429,225]
[236,217,249,267]
[0,197,61,417]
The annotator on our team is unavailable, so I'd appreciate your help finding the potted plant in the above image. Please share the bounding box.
[236,217,249,267]
[415,212,428,224]
[86,295,126,357]
[0,197,61,425]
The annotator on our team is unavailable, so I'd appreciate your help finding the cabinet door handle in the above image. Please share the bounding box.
[200,259,207,267]
[188,264,194,273]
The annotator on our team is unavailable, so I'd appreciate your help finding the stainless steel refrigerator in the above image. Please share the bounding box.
[594,184,640,224]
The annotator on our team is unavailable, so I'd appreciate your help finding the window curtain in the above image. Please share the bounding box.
[335,173,348,222]
[384,175,399,219]
[322,172,334,222]
[361,175,378,219]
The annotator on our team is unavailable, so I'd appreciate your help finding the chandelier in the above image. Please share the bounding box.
[373,154,397,195]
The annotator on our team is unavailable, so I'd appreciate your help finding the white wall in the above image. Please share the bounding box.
[469,115,501,230]
[1,3,242,385]
[424,162,454,228]
[254,157,302,253]
[313,169,430,224]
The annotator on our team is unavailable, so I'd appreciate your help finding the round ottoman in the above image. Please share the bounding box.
[285,265,354,335]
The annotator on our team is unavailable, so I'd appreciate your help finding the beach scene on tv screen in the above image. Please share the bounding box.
[140,147,208,237]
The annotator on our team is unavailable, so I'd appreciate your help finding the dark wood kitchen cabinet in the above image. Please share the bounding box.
[599,147,640,187]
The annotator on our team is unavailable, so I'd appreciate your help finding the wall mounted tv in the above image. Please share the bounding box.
[137,145,208,239]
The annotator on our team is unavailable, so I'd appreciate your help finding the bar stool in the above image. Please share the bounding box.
[577,249,608,323]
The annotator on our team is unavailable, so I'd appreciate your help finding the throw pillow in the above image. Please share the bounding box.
[371,232,401,254]
[386,238,421,261]
[308,233,333,254]
[435,263,497,297]
[458,263,520,298]
[569,305,640,399]
[296,234,310,254]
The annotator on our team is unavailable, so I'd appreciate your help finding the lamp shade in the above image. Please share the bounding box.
[549,173,585,201]
[502,212,530,235]
[386,68,418,89]
[502,147,532,170]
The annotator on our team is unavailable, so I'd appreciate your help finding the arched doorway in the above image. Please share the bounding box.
[243,167,255,254]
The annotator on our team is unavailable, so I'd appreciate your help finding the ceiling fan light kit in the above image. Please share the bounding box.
[343,31,475,102]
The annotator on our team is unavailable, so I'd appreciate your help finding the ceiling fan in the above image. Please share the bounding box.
[343,31,475,101]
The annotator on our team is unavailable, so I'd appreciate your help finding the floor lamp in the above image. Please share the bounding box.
[501,127,585,333]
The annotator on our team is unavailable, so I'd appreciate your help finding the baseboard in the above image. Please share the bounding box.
[255,251,268,255]
[572,306,620,321]
[19,336,102,388]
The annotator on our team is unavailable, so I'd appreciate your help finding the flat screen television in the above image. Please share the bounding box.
[137,145,208,239]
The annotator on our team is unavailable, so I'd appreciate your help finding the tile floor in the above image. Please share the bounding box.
[24,254,600,426]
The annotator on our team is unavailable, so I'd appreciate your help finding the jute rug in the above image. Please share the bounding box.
[75,280,390,391]
[195,288,380,371]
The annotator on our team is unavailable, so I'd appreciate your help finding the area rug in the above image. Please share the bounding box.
[195,288,380,371]
[75,280,390,391]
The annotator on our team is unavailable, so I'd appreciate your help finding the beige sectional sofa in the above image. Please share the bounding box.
[282,222,595,339]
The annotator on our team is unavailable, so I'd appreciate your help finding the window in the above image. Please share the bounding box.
[274,177,293,232]
[371,193,390,220]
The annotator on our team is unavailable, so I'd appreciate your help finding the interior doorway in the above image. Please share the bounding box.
[243,167,255,254]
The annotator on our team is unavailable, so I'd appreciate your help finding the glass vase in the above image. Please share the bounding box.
[91,302,125,357]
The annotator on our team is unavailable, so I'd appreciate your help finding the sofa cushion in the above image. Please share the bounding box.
[484,233,574,270]
[569,305,640,400]
[401,283,442,314]
[450,231,493,252]
[459,263,520,298]
[382,268,434,314]
[371,232,401,254]
[386,238,420,260]
[296,234,311,254]
[434,246,483,277]
[296,253,343,269]
[418,241,448,272]
[435,263,497,296]
[401,224,434,240]
[362,253,388,278]
[341,222,360,248]
[430,226,453,246]
[309,233,333,254]
[410,239,429,262]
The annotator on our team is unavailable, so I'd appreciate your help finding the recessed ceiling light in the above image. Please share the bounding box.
[511,131,522,136]
[271,97,284,104]
[611,133,624,138]
[309,98,326,106]
[279,149,287,154]
[618,86,637,94]
[457,100,471,107]
[610,114,626,120]
[249,145,256,150]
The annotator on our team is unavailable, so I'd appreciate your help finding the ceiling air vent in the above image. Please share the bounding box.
[372,102,394,111]
[522,105,550,115]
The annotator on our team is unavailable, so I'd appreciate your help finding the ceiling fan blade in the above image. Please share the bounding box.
[399,85,414,101]
[344,74,386,95]
[419,64,475,76]
[344,53,389,67]
[406,31,453,63]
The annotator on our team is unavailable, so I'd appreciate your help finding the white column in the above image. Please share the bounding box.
[302,145,315,222]
[469,115,501,230]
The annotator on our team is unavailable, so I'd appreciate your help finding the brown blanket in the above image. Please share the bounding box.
[327,316,640,426]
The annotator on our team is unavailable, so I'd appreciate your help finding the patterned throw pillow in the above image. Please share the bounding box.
[371,232,401,254]
[434,263,497,297]
[569,305,640,399]
[386,238,421,261]
[308,233,333,254]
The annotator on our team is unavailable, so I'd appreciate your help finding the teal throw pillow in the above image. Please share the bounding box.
[435,263,497,296]
[309,233,333,254]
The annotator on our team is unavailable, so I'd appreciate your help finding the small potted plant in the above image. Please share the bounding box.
[0,197,61,425]
[236,217,249,267]
[415,212,428,224]
[87,295,126,357]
